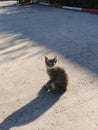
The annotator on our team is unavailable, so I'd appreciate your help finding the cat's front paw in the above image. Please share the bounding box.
[43,84,52,92]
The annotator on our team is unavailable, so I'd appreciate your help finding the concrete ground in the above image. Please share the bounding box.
[0,1,98,130]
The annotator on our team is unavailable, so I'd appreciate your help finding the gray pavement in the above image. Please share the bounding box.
[0,1,98,130]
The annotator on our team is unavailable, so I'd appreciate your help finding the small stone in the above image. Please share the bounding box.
[51,123,54,126]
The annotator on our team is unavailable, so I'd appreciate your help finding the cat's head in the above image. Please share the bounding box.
[45,56,57,68]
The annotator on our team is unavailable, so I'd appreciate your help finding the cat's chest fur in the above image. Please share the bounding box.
[47,66,65,80]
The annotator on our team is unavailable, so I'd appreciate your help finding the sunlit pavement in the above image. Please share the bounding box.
[0,1,98,130]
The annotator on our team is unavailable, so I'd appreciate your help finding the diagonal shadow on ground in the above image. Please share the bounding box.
[0,87,62,130]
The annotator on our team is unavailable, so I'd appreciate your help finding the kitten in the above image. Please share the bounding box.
[44,56,68,94]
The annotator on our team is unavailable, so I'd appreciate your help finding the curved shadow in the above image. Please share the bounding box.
[0,87,62,130]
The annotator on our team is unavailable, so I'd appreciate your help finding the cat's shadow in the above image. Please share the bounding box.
[0,87,62,130]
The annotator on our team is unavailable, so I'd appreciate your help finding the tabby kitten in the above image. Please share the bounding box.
[44,56,68,94]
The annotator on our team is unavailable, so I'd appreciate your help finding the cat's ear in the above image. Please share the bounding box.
[54,56,57,63]
[45,56,48,62]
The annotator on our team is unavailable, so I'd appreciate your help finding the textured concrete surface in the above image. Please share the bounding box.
[0,1,98,130]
